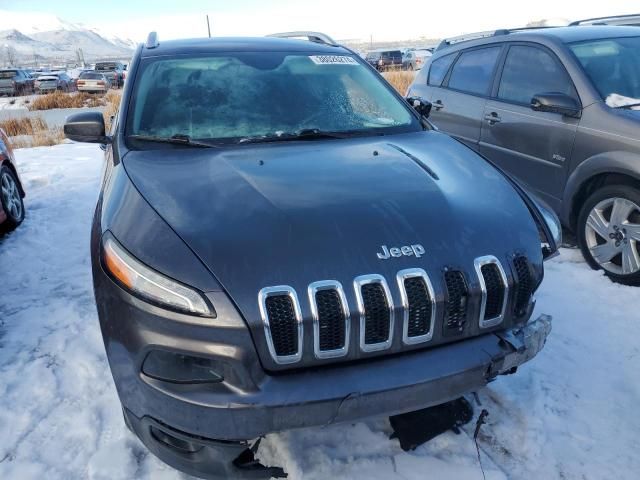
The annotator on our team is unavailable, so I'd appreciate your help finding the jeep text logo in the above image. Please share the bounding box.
[377,244,425,260]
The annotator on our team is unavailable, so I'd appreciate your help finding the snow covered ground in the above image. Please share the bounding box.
[1,143,639,480]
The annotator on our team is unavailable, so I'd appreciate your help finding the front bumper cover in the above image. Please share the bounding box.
[118,314,552,479]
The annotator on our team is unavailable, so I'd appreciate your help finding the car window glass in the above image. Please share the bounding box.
[498,45,575,104]
[447,47,501,95]
[570,36,640,105]
[427,53,456,86]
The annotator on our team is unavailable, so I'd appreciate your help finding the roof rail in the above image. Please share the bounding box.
[145,31,159,49]
[435,26,557,51]
[267,31,338,46]
[569,13,640,26]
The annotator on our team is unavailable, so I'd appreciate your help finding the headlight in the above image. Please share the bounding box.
[102,233,213,316]
[530,195,562,259]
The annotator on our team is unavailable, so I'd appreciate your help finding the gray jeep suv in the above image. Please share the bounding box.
[408,26,640,285]
[64,31,557,479]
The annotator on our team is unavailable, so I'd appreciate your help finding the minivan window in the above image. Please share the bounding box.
[0,70,18,79]
[127,53,421,143]
[447,47,501,95]
[427,53,456,86]
[498,45,575,105]
[570,37,640,107]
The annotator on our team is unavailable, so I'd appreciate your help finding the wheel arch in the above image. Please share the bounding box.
[562,151,640,230]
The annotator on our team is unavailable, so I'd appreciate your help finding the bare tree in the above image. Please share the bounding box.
[4,45,18,66]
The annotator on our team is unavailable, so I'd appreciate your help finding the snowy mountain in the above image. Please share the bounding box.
[0,10,134,64]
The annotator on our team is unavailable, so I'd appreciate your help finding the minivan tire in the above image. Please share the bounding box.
[577,184,640,286]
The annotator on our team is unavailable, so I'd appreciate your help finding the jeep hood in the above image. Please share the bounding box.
[123,130,542,326]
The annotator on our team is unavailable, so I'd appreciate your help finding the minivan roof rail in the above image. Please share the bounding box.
[267,31,338,47]
[435,26,558,51]
[145,31,159,49]
[569,13,640,26]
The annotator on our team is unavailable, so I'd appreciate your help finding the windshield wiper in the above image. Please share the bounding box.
[239,129,351,144]
[613,102,640,109]
[128,134,219,148]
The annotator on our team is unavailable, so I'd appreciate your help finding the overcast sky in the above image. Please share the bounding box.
[1,0,639,42]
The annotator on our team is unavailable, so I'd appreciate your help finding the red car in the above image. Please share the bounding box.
[0,128,25,232]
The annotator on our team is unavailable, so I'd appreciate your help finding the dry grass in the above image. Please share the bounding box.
[0,116,48,136]
[28,91,108,111]
[382,71,417,96]
[0,115,65,149]
[103,90,122,132]
[9,128,65,149]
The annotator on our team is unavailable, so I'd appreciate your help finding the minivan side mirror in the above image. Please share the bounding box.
[531,93,581,118]
[64,111,112,144]
[406,96,432,118]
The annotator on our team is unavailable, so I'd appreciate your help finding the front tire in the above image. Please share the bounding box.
[577,184,640,285]
[0,165,25,233]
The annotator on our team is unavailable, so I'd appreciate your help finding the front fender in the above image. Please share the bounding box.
[562,151,640,226]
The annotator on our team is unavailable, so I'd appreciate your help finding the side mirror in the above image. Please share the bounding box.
[64,111,112,144]
[531,93,581,118]
[406,96,432,118]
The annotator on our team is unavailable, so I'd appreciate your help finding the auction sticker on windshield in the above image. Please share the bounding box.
[309,55,359,65]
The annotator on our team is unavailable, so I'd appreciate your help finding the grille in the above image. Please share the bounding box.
[404,276,433,338]
[480,263,505,320]
[513,256,533,316]
[361,283,391,345]
[444,270,468,335]
[264,295,299,357]
[315,289,346,352]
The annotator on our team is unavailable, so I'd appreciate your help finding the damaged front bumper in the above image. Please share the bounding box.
[121,315,552,480]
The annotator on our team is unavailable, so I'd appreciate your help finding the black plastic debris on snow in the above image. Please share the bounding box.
[389,397,474,451]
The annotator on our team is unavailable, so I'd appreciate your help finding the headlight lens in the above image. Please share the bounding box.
[529,195,562,258]
[102,233,213,316]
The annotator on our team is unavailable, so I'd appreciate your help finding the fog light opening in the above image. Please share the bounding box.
[142,350,224,384]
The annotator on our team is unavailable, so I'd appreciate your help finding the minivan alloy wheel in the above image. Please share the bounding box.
[584,197,640,275]
[1,170,22,221]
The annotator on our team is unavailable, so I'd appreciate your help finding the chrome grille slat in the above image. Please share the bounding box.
[308,280,350,359]
[258,286,303,364]
[474,256,509,329]
[354,274,394,352]
[397,268,436,344]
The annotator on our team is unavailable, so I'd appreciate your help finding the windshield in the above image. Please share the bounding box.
[0,71,18,79]
[96,63,117,71]
[570,36,640,108]
[126,52,419,143]
[80,72,104,80]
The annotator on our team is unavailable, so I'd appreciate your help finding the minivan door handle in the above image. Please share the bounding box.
[433,100,445,111]
[484,112,501,124]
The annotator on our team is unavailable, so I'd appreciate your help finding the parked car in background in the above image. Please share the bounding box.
[35,72,74,93]
[570,13,640,27]
[403,49,432,70]
[0,69,34,96]
[77,72,111,93]
[365,50,403,71]
[407,25,640,285]
[64,31,558,479]
[0,128,25,233]
[94,61,125,88]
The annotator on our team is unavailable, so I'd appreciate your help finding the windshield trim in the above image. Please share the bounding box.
[123,50,424,149]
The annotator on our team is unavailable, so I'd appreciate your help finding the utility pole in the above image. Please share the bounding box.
[206,15,211,38]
